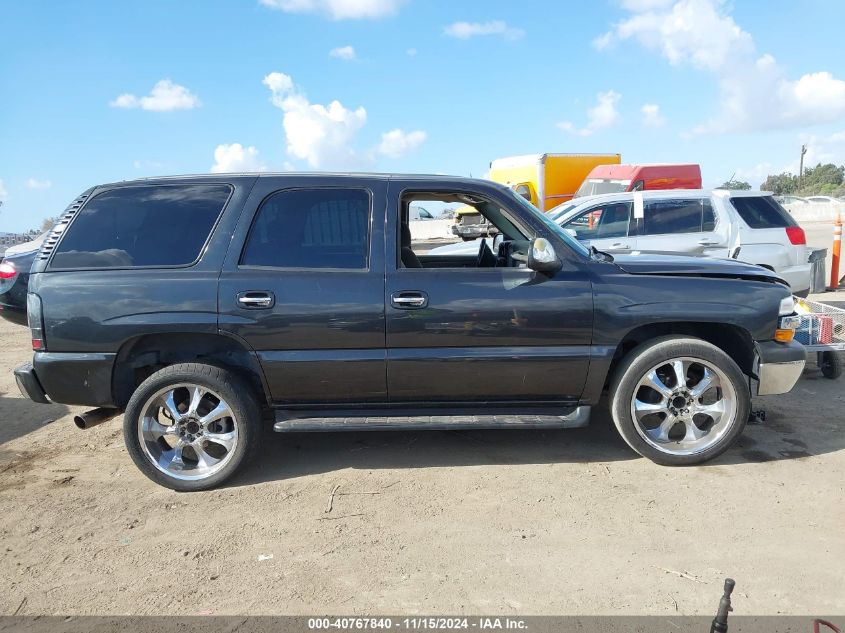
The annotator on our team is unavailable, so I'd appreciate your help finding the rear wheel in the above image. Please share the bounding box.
[123,363,261,491]
[609,336,750,465]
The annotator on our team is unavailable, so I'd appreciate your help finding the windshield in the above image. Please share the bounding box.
[574,178,630,198]
[508,190,590,256]
[547,201,579,222]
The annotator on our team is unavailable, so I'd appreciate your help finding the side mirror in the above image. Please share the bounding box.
[528,237,562,273]
[563,227,577,238]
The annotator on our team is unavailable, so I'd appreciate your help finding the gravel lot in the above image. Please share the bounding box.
[0,316,843,616]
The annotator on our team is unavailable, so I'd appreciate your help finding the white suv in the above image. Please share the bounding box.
[551,189,812,296]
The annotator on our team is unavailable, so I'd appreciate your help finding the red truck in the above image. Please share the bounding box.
[574,163,702,198]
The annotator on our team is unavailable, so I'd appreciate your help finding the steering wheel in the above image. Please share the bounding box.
[476,239,496,268]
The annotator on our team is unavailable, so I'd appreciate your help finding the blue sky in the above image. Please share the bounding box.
[2,0,844,232]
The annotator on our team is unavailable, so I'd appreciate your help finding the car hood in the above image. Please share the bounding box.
[611,253,785,284]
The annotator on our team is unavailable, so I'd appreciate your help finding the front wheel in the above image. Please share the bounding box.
[123,363,262,491]
[609,336,750,465]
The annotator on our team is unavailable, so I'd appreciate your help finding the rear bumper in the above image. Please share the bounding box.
[0,301,27,326]
[14,362,51,404]
[754,340,805,396]
[451,224,492,239]
[15,352,116,407]
[777,263,812,296]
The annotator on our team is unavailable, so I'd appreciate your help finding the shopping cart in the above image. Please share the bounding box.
[794,297,845,379]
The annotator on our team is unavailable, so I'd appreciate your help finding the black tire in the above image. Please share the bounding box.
[609,336,751,466]
[123,363,262,491]
[820,351,842,380]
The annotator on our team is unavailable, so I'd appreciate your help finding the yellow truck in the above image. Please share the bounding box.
[489,153,622,212]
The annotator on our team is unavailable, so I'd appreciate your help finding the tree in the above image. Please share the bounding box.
[40,217,57,232]
[761,172,798,194]
[761,162,845,196]
[800,163,844,194]
[718,179,751,190]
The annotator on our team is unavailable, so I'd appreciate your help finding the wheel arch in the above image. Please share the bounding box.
[604,321,756,390]
[112,332,270,409]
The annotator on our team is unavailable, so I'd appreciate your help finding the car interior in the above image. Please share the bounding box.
[399,192,531,269]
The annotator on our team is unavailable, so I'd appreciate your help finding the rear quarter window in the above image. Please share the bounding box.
[730,196,797,229]
[642,198,710,235]
[50,184,232,269]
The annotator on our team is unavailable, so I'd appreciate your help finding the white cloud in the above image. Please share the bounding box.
[443,20,525,41]
[263,72,367,169]
[620,0,674,9]
[592,32,613,51]
[210,144,266,173]
[26,178,52,190]
[329,45,357,60]
[132,159,165,171]
[780,131,845,175]
[641,103,666,127]
[558,90,621,137]
[262,71,426,168]
[377,129,427,158]
[0,179,7,202]
[110,79,200,112]
[406,48,417,57]
[259,0,403,20]
[732,162,773,188]
[596,0,845,134]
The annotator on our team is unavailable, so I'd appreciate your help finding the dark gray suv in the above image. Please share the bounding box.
[15,173,805,490]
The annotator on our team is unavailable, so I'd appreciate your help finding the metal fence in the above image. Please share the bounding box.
[0,233,39,255]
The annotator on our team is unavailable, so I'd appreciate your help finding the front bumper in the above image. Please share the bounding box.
[14,362,51,404]
[754,340,805,395]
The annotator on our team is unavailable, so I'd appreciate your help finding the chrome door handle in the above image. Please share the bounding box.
[391,292,428,309]
[237,291,275,309]
[610,243,631,250]
[698,239,719,246]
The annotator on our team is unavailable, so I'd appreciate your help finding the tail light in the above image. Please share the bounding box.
[27,293,46,351]
[0,261,17,279]
[785,226,806,245]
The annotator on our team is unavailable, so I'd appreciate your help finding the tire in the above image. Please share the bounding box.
[609,336,751,466]
[820,351,842,380]
[123,363,262,491]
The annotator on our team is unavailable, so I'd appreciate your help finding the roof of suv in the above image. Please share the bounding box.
[564,188,772,207]
[104,172,504,190]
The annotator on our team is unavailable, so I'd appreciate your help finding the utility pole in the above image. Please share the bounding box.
[798,144,807,192]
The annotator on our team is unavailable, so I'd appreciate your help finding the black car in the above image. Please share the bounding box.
[0,244,39,326]
[14,173,805,491]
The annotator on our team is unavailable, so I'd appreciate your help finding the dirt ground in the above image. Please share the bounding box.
[0,317,843,617]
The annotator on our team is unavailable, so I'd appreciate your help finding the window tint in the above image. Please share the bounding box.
[567,202,632,239]
[642,199,708,235]
[574,179,629,198]
[51,184,231,269]
[242,188,370,269]
[702,200,716,231]
[730,196,797,229]
[514,184,532,201]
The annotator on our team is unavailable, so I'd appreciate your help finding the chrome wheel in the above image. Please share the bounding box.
[630,357,737,456]
[137,383,239,481]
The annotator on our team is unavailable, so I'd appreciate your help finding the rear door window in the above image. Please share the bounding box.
[51,184,231,269]
[241,188,370,269]
[642,199,709,235]
[730,196,797,228]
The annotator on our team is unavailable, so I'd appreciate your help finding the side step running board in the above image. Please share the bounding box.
[273,406,591,433]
